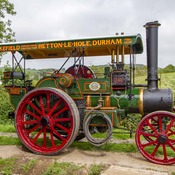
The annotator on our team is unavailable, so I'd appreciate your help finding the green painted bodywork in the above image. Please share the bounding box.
[5,87,26,109]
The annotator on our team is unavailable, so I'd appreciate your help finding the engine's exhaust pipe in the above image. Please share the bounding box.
[144,21,161,91]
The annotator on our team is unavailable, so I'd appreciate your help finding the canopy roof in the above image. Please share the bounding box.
[0,34,143,59]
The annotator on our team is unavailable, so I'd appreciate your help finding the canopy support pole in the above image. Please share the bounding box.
[11,52,25,86]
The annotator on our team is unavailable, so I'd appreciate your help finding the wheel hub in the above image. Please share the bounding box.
[40,117,49,126]
[158,135,168,144]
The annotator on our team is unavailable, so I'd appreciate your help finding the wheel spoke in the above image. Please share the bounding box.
[39,95,45,116]
[54,118,71,123]
[152,117,158,123]
[43,127,47,147]
[147,121,159,135]
[46,92,51,112]
[165,119,175,134]
[50,130,55,147]
[52,128,66,141]
[56,123,70,133]
[168,130,175,136]
[28,124,41,133]
[158,116,163,132]
[22,120,39,125]
[168,142,175,152]
[151,143,160,157]
[33,128,43,143]
[52,106,68,118]
[28,101,42,115]
[162,144,168,161]
[48,99,61,116]
[168,139,175,145]
[25,109,41,120]
[140,131,157,138]
[142,140,157,148]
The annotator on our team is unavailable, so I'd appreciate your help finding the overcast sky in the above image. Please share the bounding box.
[2,0,175,69]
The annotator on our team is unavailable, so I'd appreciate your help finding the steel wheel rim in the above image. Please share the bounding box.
[15,88,79,155]
[136,111,175,165]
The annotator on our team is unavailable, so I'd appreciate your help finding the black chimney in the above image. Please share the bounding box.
[142,21,173,114]
[144,21,161,91]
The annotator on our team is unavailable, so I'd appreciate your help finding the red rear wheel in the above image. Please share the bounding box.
[15,88,80,155]
[136,111,175,165]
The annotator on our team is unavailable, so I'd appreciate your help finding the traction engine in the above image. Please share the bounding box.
[0,21,175,165]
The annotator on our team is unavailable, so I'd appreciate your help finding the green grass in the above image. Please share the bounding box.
[43,162,105,175]
[0,157,105,175]
[21,159,37,173]
[135,72,175,95]
[88,164,104,175]
[90,128,133,140]
[0,124,15,133]
[112,128,133,140]
[0,135,137,153]
[43,162,85,175]
[0,157,16,175]
[172,172,175,175]
[0,136,21,145]
[71,141,138,153]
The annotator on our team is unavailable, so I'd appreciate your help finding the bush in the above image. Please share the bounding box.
[0,86,13,124]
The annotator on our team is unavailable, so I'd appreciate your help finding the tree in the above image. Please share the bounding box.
[0,0,16,43]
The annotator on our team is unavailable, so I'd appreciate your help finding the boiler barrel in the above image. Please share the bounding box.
[143,89,173,114]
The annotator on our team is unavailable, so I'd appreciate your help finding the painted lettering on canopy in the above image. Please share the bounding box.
[37,39,123,49]
[0,38,125,52]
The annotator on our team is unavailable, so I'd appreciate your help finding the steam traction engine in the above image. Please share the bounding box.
[0,21,175,165]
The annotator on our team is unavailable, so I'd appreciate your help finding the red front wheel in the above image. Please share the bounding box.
[135,111,175,165]
[15,88,80,155]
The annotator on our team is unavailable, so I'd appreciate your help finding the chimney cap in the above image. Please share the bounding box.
[144,21,161,28]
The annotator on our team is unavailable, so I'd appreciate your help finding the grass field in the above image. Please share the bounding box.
[135,72,175,95]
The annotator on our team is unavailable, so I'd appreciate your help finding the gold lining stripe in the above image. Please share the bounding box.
[138,88,144,115]
[36,77,59,88]
[86,107,116,110]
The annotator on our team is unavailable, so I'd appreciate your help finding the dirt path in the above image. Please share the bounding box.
[0,145,174,175]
